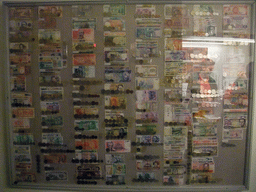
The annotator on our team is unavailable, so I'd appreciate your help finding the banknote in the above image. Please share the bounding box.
[136,27,161,39]
[15,154,31,164]
[9,20,33,31]
[106,163,126,175]
[39,71,62,86]
[164,151,184,166]
[164,126,188,137]
[10,65,30,76]
[136,40,158,59]
[193,124,217,137]
[190,172,212,184]
[191,4,218,16]
[223,112,247,128]
[72,28,94,42]
[104,32,126,47]
[75,151,98,161]
[165,38,182,51]
[105,175,125,185]
[135,77,159,90]
[41,101,60,115]
[163,175,184,185]
[103,4,126,16]
[104,17,126,32]
[164,28,186,38]
[105,96,127,109]
[104,83,125,92]
[164,136,187,151]
[165,62,187,76]
[164,89,189,104]
[135,65,157,77]
[104,47,128,65]
[72,42,96,52]
[11,93,32,107]
[164,104,191,125]
[105,127,128,139]
[75,139,99,150]
[223,79,248,91]
[9,7,33,18]
[41,115,63,127]
[39,56,63,70]
[223,16,249,30]
[222,128,243,140]
[192,146,218,157]
[13,133,34,144]
[12,108,34,118]
[223,4,248,16]
[165,50,186,61]
[136,124,157,135]
[10,42,28,54]
[10,53,31,65]
[223,31,250,39]
[136,172,156,182]
[15,162,32,170]
[72,5,93,18]
[39,49,62,57]
[105,67,131,83]
[15,172,36,182]
[191,72,217,85]
[105,140,131,153]
[40,87,63,101]
[42,133,63,144]
[136,101,157,112]
[38,6,63,17]
[223,66,247,78]
[45,171,68,181]
[164,4,188,18]
[164,18,189,29]
[192,109,221,124]
[74,120,99,131]
[38,29,61,48]
[105,154,125,164]
[76,164,102,179]
[73,54,96,66]
[192,137,218,147]
[12,118,30,129]
[136,18,161,27]
[72,65,95,78]
[38,17,56,29]
[9,20,33,42]
[11,75,26,92]
[136,112,158,123]
[72,18,96,29]
[135,4,156,17]
[104,110,128,127]
[192,157,215,173]
[14,145,30,155]
[193,17,216,37]
[136,135,161,144]
[44,154,67,164]
[136,160,160,171]
[164,166,186,175]
[74,106,99,118]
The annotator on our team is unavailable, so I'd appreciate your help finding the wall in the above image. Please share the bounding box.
[0,0,256,192]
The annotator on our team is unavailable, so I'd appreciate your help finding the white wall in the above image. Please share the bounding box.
[1,1,256,192]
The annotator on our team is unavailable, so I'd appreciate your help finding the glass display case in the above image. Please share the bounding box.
[3,0,255,191]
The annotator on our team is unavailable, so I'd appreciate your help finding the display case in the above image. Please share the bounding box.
[3,0,255,191]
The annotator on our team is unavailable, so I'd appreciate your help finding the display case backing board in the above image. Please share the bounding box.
[2,0,256,191]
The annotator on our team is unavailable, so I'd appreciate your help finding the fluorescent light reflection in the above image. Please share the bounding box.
[182,37,254,48]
